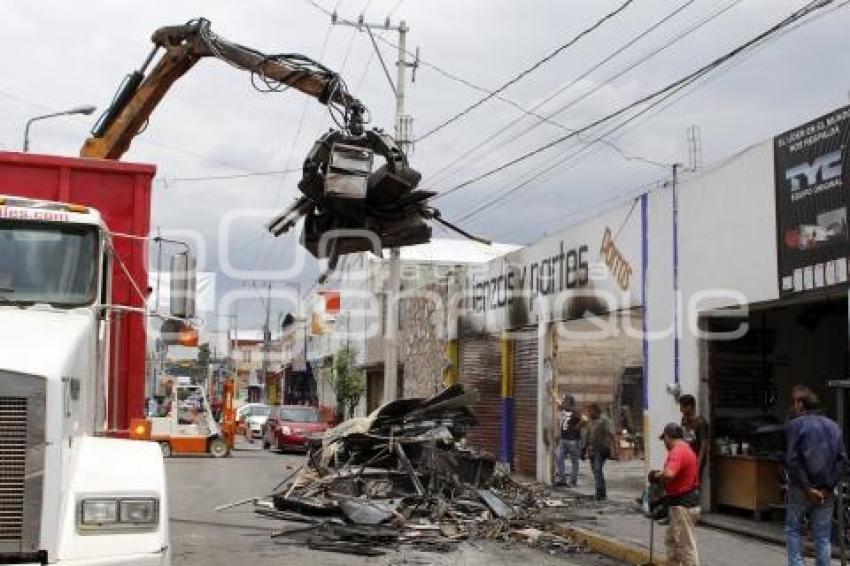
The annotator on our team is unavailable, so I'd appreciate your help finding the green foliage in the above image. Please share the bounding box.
[324,344,365,421]
[197,343,211,366]
[193,343,211,384]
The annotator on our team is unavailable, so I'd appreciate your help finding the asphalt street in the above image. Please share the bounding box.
[166,440,624,566]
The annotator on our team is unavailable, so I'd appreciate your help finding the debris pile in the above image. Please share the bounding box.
[239,385,590,557]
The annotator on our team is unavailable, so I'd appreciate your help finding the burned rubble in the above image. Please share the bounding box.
[236,385,595,557]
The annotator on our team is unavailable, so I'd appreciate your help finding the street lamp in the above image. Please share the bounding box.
[23,104,97,152]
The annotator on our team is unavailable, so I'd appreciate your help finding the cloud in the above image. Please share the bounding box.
[1,0,847,328]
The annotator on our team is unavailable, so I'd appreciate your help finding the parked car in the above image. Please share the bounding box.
[237,403,269,439]
[263,405,327,452]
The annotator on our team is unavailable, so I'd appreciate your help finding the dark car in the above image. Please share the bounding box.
[262,405,327,452]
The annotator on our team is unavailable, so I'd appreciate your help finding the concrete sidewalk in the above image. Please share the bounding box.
[551,459,843,565]
[560,506,790,565]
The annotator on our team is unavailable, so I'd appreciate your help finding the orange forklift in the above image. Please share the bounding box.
[131,378,237,457]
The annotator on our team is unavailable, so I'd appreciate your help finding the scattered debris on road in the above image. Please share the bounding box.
[219,384,595,557]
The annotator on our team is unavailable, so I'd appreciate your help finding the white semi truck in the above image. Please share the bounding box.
[0,195,169,565]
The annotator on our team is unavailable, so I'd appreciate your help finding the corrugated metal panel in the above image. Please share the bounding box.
[458,335,501,459]
[513,333,538,478]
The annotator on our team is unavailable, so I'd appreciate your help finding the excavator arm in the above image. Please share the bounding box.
[81,18,365,160]
[82,17,486,276]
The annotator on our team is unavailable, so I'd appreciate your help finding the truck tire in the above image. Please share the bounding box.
[159,442,172,458]
[209,437,230,458]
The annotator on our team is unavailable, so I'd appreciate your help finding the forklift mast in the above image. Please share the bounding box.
[220,377,236,450]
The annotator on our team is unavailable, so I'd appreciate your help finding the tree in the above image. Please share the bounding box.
[194,343,211,384]
[324,344,365,421]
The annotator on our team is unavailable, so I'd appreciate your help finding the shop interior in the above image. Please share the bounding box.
[705,295,847,526]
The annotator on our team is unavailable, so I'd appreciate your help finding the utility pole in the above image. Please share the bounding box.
[331,13,417,403]
[252,282,273,404]
[262,283,271,404]
[384,20,408,403]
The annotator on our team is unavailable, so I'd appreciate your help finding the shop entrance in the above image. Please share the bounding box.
[704,294,847,524]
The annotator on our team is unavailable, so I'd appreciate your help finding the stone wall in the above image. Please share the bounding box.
[398,282,447,399]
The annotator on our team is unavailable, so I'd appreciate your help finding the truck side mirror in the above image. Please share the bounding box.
[169,251,196,319]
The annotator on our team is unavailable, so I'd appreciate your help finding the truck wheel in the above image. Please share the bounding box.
[159,442,172,458]
[209,437,230,458]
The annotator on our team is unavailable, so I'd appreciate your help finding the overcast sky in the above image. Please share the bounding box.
[2,0,848,334]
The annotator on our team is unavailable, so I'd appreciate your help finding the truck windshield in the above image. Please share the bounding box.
[0,220,98,306]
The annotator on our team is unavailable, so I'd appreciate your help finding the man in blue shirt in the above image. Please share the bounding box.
[784,385,848,566]
[554,394,582,487]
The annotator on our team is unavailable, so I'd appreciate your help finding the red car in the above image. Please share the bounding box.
[262,405,327,452]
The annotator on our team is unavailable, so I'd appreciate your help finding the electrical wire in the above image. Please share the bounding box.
[157,168,302,185]
[414,0,637,143]
[248,17,339,271]
[354,35,378,92]
[491,180,664,244]
[305,0,589,133]
[426,0,740,194]
[458,0,849,233]
[433,0,837,205]
[0,87,279,174]
[454,0,744,181]
[386,0,404,17]
[423,0,698,190]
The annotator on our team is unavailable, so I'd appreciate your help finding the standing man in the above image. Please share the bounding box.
[784,385,847,566]
[679,394,710,478]
[583,403,618,501]
[554,394,582,487]
[650,423,701,566]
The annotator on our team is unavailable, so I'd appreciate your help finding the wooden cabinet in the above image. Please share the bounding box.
[715,455,783,519]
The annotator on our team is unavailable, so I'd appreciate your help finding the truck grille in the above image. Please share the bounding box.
[0,371,45,555]
[0,397,27,541]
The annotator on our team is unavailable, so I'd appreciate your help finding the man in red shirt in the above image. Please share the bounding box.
[649,423,701,565]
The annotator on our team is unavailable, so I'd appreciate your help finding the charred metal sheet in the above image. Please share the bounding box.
[478,489,515,519]
[339,499,399,525]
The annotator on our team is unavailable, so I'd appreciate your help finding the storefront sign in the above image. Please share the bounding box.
[462,200,642,333]
[601,226,632,291]
[775,105,850,296]
[471,241,589,314]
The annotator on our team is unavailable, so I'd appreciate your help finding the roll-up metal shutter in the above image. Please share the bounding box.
[513,331,538,478]
[458,335,501,459]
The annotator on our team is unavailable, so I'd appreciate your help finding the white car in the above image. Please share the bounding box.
[238,404,270,438]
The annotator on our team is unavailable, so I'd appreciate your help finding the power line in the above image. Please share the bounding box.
[354,32,379,91]
[157,168,301,185]
[251,15,338,271]
[451,0,743,184]
[491,180,664,244]
[413,0,637,143]
[457,67,744,228]
[433,0,836,204]
[455,92,687,226]
[305,0,582,133]
[0,86,269,173]
[457,0,848,230]
[456,124,629,226]
[426,0,740,193]
[423,0,697,190]
[386,0,404,17]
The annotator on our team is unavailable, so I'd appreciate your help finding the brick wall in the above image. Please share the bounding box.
[554,312,642,412]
